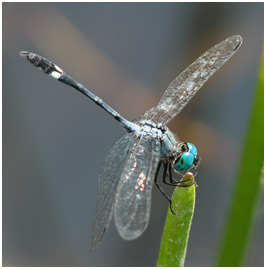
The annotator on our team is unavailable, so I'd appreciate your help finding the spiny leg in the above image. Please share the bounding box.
[171,162,198,186]
[163,162,196,187]
[154,162,176,215]
[168,162,176,184]
[154,162,170,203]
[162,162,180,186]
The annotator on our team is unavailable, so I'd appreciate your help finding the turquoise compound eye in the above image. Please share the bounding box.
[174,152,194,172]
[187,142,197,156]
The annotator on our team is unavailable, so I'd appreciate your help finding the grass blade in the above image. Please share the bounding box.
[216,56,264,266]
[157,172,196,267]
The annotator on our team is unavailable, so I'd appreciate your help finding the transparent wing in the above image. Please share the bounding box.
[135,35,242,125]
[91,133,137,251]
[114,137,161,240]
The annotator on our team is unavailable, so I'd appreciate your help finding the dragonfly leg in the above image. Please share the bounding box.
[162,162,180,186]
[163,162,196,187]
[154,161,176,215]
[168,162,177,184]
[172,166,186,178]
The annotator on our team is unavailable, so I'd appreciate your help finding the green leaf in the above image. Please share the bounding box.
[216,56,264,266]
[157,172,196,267]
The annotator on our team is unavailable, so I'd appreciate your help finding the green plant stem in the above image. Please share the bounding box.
[157,173,196,267]
[216,57,264,266]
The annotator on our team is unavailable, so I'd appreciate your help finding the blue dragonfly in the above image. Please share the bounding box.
[20,35,242,251]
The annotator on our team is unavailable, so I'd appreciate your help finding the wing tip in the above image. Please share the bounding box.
[90,225,107,252]
[228,35,243,51]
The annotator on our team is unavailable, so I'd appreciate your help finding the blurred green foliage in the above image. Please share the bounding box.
[216,56,264,266]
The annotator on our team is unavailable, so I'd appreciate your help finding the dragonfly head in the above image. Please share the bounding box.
[174,142,198,172]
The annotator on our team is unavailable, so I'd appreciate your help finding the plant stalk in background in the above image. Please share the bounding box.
[216,56,264,266]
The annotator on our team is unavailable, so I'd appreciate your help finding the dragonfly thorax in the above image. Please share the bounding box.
[132,119,199,172]
[156,127,199,172]
[135,120,166,139]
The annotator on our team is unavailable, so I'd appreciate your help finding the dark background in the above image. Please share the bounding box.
[3,2,263,266]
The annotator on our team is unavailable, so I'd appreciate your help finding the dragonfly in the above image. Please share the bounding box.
[20,35,242,251]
